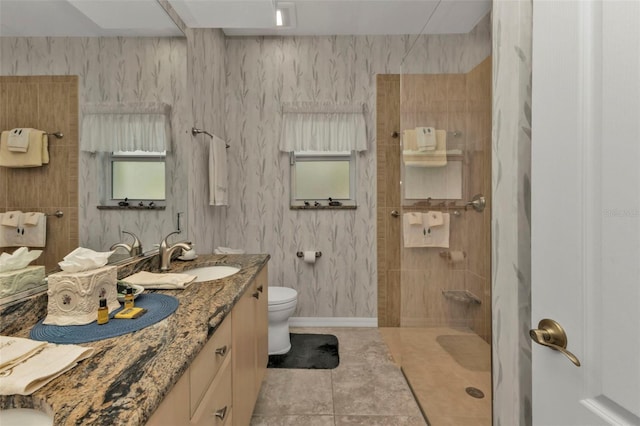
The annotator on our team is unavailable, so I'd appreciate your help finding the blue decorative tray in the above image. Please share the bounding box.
[30,293,179,344]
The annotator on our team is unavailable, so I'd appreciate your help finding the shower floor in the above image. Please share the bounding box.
[380,327,491,426]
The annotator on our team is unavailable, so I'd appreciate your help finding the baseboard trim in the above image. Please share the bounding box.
[289,317,378,328]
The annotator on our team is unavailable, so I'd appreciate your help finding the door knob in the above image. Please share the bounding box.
[530,319,581,367]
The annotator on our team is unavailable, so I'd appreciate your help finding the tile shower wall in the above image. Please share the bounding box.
[491,0,533,425]
[223,15,491,318]
[0,37,190,254]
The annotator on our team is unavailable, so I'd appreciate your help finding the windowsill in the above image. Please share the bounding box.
[290,205,357,210]
[97,205,166,211]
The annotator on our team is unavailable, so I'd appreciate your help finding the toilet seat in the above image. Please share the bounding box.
[268,287,297,305]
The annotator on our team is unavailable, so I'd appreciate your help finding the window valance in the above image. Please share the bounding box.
[81,102,172,152]
[279,102,367,152]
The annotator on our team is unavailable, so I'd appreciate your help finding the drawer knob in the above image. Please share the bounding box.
[215,345,228,356]
[257,285,264,293]
[252,291,260,299]
[214,406,228,420]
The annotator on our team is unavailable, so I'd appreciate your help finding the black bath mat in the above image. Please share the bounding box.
[267,333,339,369]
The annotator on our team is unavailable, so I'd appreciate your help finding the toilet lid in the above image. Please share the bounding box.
[268,286,297,305]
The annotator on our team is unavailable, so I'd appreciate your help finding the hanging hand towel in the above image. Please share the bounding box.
[0,130,48,168]
[21,213,46,248]
[208,134,228,206]
[1,211,21,228]
[406,212,423,225]
[7,128,31,152]
[403,212,450,248]
[426,211,444,227]
[23,212,43,226]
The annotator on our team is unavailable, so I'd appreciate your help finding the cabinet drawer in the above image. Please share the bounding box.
[190,356,232,426]
[190,315,231,417]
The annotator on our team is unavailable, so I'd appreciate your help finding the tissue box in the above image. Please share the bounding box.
[44,265,119,326]
[0,266,46,299]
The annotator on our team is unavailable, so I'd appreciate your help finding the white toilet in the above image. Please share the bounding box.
[268,286,298,355]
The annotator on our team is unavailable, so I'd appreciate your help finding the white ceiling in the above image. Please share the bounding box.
[0,0,491,37]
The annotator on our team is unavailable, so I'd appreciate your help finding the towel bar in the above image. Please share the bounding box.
[46,132,64,139]
[191,127,230,148]
[45,210,64,218]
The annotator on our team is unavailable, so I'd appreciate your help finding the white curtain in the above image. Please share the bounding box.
[279,102,367,152]
[81,103,172,152]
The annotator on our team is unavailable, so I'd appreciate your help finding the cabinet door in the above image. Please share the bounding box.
[254,266,269,393]
[146,371,189,426]
[232,285,257,426]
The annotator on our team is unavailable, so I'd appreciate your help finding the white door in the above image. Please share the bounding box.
[531,0,640,425]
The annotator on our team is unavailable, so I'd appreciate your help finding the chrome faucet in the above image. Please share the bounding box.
[110,231,143,257]
[159,231,192,271]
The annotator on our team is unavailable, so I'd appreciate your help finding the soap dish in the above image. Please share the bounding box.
[117,284,144,303]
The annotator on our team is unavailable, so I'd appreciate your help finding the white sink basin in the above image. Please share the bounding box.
[0,409,53,426]
[187,265,240,282]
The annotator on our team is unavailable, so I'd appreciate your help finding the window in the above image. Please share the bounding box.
[109,150,166,202]
[290,151,356,207]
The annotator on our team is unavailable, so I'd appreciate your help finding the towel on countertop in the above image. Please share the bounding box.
[209,134,228,206]
[122,271,196,290]
[1,211,21,228]
[0,130,48,168]
[416,127,437,151]
[403,212,450,248]
[0,336,94,396]
[7,128,31,152]
[214,246,245,254]
[403,129,447,167]
[426,211,444,227]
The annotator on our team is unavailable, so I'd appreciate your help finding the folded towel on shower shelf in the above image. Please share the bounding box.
[403,130,447,167]
[416,127,437,151]
[6,128,31,152]
[208,133,228,206]
[0,129,48,168]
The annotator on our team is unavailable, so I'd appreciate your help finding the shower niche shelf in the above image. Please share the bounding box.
[442,290,481,305]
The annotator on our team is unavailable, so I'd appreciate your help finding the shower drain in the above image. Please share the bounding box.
[465,387,485,399]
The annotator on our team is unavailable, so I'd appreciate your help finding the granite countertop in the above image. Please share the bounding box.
[0,253,270,425]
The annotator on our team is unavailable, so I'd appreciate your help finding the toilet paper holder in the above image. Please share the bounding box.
[296,251,322,259]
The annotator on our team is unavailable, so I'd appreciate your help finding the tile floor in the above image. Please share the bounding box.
[251,327,427,426]
[380,327,492,426]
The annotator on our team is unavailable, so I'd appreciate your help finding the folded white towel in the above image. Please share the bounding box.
[7,128,31,152]
[122,271,196,289]
[0,337,94,396]
[403,130,447,167]
[403,213,450,248]
[209,134,228,206]
[214,246,245,254]
[416,127,437,151]
[23,212,43,226]
[426,211,444,227]
[1,211,21,228]
[0,336,47,372]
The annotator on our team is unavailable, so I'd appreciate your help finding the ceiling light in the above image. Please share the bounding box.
[275,2,296,29]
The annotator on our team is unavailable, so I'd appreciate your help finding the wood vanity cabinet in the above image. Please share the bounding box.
[232,265,268,426]
[147,265,268,426]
